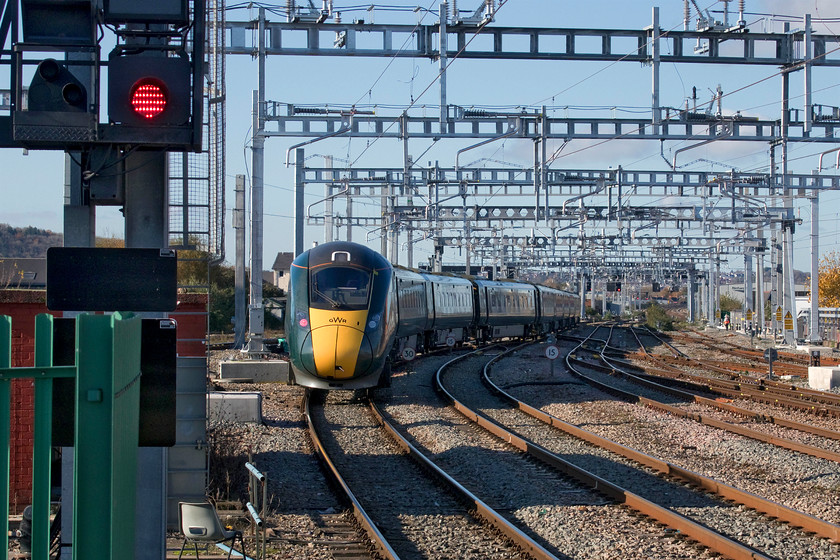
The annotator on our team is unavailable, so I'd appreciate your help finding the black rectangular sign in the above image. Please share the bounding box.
[52,317,177,447]
[47,248,177,311]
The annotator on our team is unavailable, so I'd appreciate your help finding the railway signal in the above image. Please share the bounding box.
[27,59,87,113]
[763,348,778,379]
[108,54,191,127]
[13,57,96,145]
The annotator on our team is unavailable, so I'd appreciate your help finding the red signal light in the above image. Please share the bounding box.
[130,79,167,119]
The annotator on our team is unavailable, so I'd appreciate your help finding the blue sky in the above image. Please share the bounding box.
[3,1,840,272]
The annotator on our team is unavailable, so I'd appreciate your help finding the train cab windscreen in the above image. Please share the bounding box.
[310,266,371,310]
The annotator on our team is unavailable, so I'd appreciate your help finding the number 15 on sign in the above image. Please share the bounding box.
[545,344,559,375]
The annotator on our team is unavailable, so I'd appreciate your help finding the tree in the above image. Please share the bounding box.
[819,251,840,307]
[645,302,673,331]
[95,235,125,248]
[719,293,742,314]
[206,262,283,333]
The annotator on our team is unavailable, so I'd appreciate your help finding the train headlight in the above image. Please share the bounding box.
[296,310,309,328]
[367,313,381,330]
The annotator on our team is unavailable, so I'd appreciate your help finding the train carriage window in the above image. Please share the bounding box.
[310,266,371,310]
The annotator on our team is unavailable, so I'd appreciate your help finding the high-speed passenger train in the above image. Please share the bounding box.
[286,241,579,390]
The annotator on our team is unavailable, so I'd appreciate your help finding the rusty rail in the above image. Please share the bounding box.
[570,332,840,463]
[558,333,840,543]
[435,344,777,560]
[303,390,399,560]
[627,329,840,416]
[368,392,561,560]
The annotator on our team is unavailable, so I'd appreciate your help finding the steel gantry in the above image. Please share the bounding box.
[222,2,840,348]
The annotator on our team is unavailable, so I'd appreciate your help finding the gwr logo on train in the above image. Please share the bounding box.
[329,317,348,324]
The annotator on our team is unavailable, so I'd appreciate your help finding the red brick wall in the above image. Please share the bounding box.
[171,293,208,357]
[1,290,208,513]
[0,290,61,513]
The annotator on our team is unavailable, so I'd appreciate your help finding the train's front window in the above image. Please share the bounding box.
[310,266,371,310]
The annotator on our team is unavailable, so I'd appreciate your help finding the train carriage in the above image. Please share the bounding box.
[421,272,475,346]
[473,279,539,340]
[393,267,431,358]
[536,285,579,331]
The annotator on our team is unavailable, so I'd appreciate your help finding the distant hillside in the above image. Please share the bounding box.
[0,224,63,257]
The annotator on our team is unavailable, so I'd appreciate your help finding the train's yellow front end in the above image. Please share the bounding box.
[287,241,397,389]
[307,309,373,380]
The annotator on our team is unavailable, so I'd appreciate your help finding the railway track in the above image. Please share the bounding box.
[574,325,840,463]
[673,329,840,368]
[630,327,840,416]
[375,350,717,559]
[305,385,558,559]
[208,328,840,558]
[430,338,840,559]
[562,326,840,515]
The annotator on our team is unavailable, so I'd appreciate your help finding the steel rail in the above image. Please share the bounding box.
[643,329,840,401]
[367,393,560,560]
[633,326,686,358]
[629,353,840,417]
[303,390,399,560]
[582,351,840,461]
[434,344,774,560]
[608,356,840,442]
[578,331,840,462]
[628,329,840,415]
[670,329,840,369]
[559,333,840,543]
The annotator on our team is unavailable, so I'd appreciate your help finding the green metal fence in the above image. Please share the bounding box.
[1,313,142,560]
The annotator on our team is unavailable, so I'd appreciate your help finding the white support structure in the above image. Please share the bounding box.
[809,194,821,343]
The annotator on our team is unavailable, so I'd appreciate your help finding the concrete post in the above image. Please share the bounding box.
[809,194,821,343]
[247,90,266,354]
[234,174,246,348]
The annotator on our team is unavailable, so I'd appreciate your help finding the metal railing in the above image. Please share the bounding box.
[245,462,267,560]
[1,313,143,560]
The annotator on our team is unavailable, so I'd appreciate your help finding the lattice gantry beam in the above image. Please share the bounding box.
[415,205,788,224]
[266,110,840,142]
[225,21,840,67]
[309,205,787,229]
[433,234,759,250]
[301,166,840,194]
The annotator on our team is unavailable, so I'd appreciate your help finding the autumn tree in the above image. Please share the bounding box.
[719,293,742,314]
[644,302,673,331]
[819,251,840,307]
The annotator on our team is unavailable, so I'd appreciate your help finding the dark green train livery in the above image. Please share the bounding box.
[286,241,579,390]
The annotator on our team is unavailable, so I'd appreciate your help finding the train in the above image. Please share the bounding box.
[285,241,580,390]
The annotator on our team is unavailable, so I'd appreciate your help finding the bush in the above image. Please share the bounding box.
[207,420,250,503]
[645,302,674,331]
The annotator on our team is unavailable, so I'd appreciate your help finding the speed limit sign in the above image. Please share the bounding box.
[401,347,416,361]
[445,336,456,347]
[545,345,559,360]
